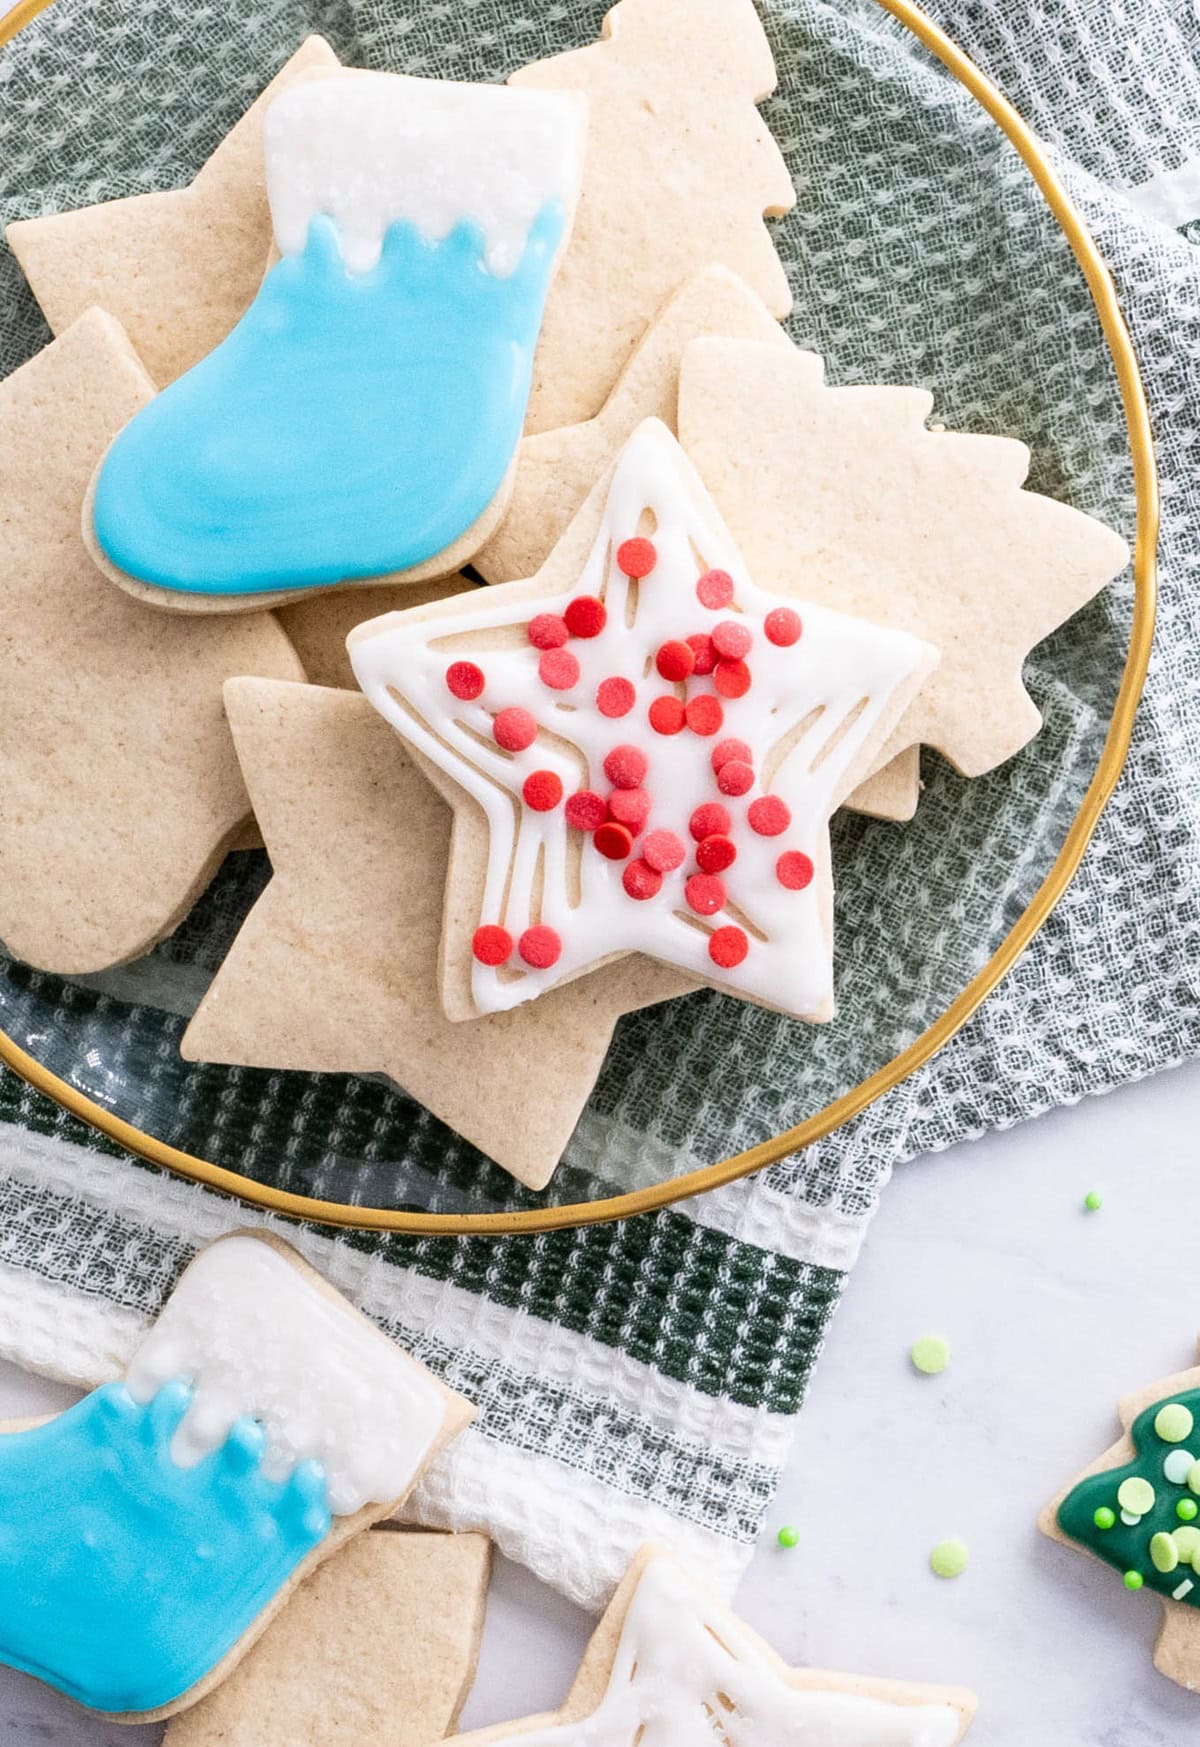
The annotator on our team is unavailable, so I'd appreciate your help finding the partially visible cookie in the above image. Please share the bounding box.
[443,1545,976,1747]
[164,1529,491,1747]
[678,336,1130,785]
[0,310,302,975]
[474,266,788,588]
[0,1231,472,1722]
[511,0,795,432]
[1041,1348,1200,1692]
[278,577,477,691]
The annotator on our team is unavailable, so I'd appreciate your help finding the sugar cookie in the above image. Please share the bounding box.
[0,1232,471,1721]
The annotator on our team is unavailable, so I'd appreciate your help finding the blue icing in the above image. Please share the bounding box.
[0,1379,330,1713]
[92,200,566,594]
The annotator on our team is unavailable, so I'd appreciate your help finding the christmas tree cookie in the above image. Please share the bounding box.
[350,419,938,1024]
[442,1545,976,1747]
[0,1232,472,1721]
[511,0,795,431]
[1042,1349,1200,1690]
[678,338,1130,799]
[85,72,585,613]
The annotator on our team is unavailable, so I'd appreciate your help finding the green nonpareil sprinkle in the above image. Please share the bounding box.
[929,1538,968,1579]
[776,1525,799,1550]
[1083,1190,1103,1212]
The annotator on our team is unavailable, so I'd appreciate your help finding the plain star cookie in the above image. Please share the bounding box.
[6,37,341,389]
[1041,1345,1200,1692]
[443,1546,976,1747]
[510,0,795,432]
[351,420,937,1023]
[0,309,302,976]
[85,71,585,614]
[0,1232,471,1722]
[180,680,690,1189]
[678,337,1130,789]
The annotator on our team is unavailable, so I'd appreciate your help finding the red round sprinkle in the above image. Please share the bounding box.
[607,786,651,833]
[539,648,581,691]
[594,821,634,860]
[765,607,803,647]
[685,873,727,916]
[518,925,562,969]
[748,794,792,836]
[696,833,737,873]
[565,789,608,831]
[472,924,512,966]
[649,695,686,735]
[642,829,686,873]
[776,849,815,889]
[708,925,749,969]
[603,744,648,789]
[689,801,732,841]
[527,612,569,650]
[712,619,752,660]
[616,537,657,579]
[622,858,663,901]
[685,694,724,736]
[596,676,636,718]
[687,633,717,676]
[655,639,695,682]
[713,659,751,699]
[711,737,753,773]
[446,660,485,701]
[716,758,755,797]
[564,595,607,638]
[696,568,735,610]
[493,707,537,751]
[522,770,563,812]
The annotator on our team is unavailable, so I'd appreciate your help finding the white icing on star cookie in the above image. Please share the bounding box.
[351,420,937,1021]
[508,1554,965,1747]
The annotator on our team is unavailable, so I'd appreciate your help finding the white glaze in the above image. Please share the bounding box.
[352,421,936,1020]
[512,1555,963,1747]
[263,71,584,276]
[124,1236,448,1515]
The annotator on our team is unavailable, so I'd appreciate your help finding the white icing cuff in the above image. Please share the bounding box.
[124,1235,449,1515]
[263,71,585,276]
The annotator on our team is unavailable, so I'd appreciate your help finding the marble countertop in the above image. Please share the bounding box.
[3,1055,1199,1745]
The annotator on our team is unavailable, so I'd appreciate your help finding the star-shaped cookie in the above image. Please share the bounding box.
[444,1546,976,1747]
[351,420,936,1024]
[180,679,690,1189]
[678,337,1130,785]
[0,310,302,975]
[6,37,341,389]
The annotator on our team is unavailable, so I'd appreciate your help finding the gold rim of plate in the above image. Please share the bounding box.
[0,0,1160,1235]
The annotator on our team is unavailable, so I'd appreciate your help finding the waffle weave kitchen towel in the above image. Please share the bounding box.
[0,0,1192,1608]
